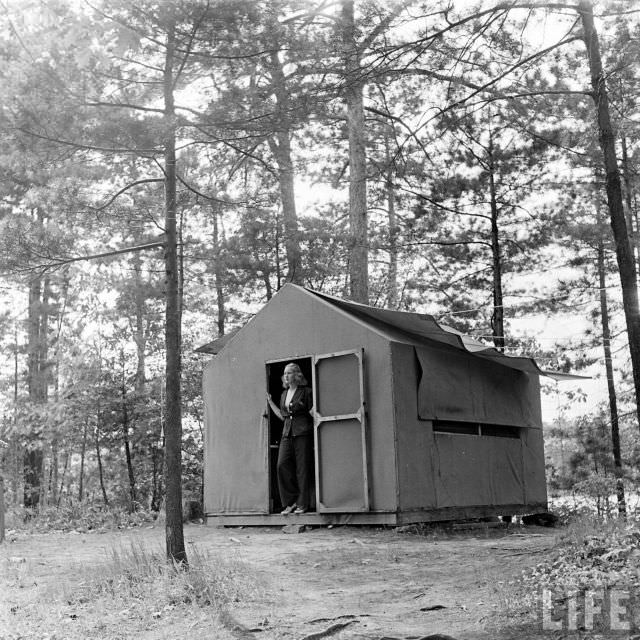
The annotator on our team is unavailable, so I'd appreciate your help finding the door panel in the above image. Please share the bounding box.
[313,349,369,512]
[314,355,361,415]
[317,418,366,509]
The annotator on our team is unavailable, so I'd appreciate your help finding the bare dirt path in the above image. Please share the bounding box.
[0,523,555,639]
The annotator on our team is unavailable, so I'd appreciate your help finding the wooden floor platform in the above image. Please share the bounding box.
[205,511,399,527]
[205,503,548,527]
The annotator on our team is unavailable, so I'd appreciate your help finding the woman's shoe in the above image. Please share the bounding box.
[281,504,296,515]
[293,506,307,514]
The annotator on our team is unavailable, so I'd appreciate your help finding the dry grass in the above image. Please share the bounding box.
[1,540,267,640]
[66,541,263,608]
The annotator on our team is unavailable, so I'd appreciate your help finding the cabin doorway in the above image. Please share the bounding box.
[266,357,315,514]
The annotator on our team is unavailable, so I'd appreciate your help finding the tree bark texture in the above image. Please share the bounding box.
[95,419,109,507]
[57,452,68,508]
[24,271,45,508]
[342,0,369,304]
[620,134,638,270]
[212,205,226,336]
[385,134,399,308]
[121,366,136,511]
[133,251,146,395]
[0,477,5,544]
[488,136,505,352]
[163,17,187,565]
[150,441,164,512]
[78,420,87,502]
[268,51,302,284]
[580,1,640,430]
[597,230,626,515]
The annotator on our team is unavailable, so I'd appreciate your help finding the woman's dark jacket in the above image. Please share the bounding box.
[280,386,313,437]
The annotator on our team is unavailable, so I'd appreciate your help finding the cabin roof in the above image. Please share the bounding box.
[196,285,583,381]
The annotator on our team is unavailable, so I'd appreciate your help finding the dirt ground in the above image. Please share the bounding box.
[0,522,556,640]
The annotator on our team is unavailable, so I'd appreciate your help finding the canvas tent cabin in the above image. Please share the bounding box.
[199,284,557,526]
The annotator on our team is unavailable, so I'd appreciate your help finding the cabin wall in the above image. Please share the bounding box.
[392,341,547,513]
[522,419,548,505]
[203,286,398,515]
[390,342,436,510]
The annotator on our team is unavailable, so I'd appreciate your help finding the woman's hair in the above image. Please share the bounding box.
[282,363,307,388]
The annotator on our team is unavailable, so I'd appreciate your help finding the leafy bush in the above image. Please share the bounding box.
[525,518,640,592]
[5,502,160,533]
[494,517,640,633]
[548,491,629,525]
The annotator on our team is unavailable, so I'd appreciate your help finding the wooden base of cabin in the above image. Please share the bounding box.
[205,503,548,527]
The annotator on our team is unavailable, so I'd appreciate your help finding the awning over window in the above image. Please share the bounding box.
[415,346,540,428]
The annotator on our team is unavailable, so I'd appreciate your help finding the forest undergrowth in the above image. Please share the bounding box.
[494,510,640,635]
[4,503,163,534]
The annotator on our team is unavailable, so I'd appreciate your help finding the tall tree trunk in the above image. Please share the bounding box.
[163,16,186,564]
[178,207,184,337]
[38,277,52,507]
[212,205,225,336]
[488,135,505,351]
[620,134,637,271]
[51,270,67,508]
[342,0,369,303]
[51,435,59,508]
[385,134,398,308]
[268,51,302,284]
[78,420,88,502]
[263,270,274,300]
[57,452,69,508]
[12,322,21,504]
[121,357,136,511]
[133,251,146,395]
[596,209,626,516]
[95,416,109,507]
[25,271,44,508]
[580,1,640,429]
[274,210,281,294]
[597,244,627,515]
[0,476,4,543]
[150,442,164,512]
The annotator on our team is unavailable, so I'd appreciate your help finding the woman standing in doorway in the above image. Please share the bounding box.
[267,363,314,514]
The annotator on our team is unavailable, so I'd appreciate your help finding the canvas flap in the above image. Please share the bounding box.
[415,346,539,428]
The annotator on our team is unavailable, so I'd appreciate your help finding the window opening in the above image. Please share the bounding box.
[433,421,479,436]
[479,424,521,439]
[433,420,521,439]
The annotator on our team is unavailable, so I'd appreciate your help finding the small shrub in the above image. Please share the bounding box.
[5,502,160,533]
[493,517,640,633]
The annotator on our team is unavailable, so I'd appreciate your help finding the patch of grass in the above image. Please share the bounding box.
[64,541,263,610]
[1,539,262,640]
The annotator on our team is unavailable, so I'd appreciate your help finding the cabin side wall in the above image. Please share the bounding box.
[203,287,399,515]
[392,341,548,513]
[390,342,437,510]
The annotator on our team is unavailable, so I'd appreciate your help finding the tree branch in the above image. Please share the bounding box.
[6,241,165,276]
[89,178,164,212]
[16,127,161,155]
